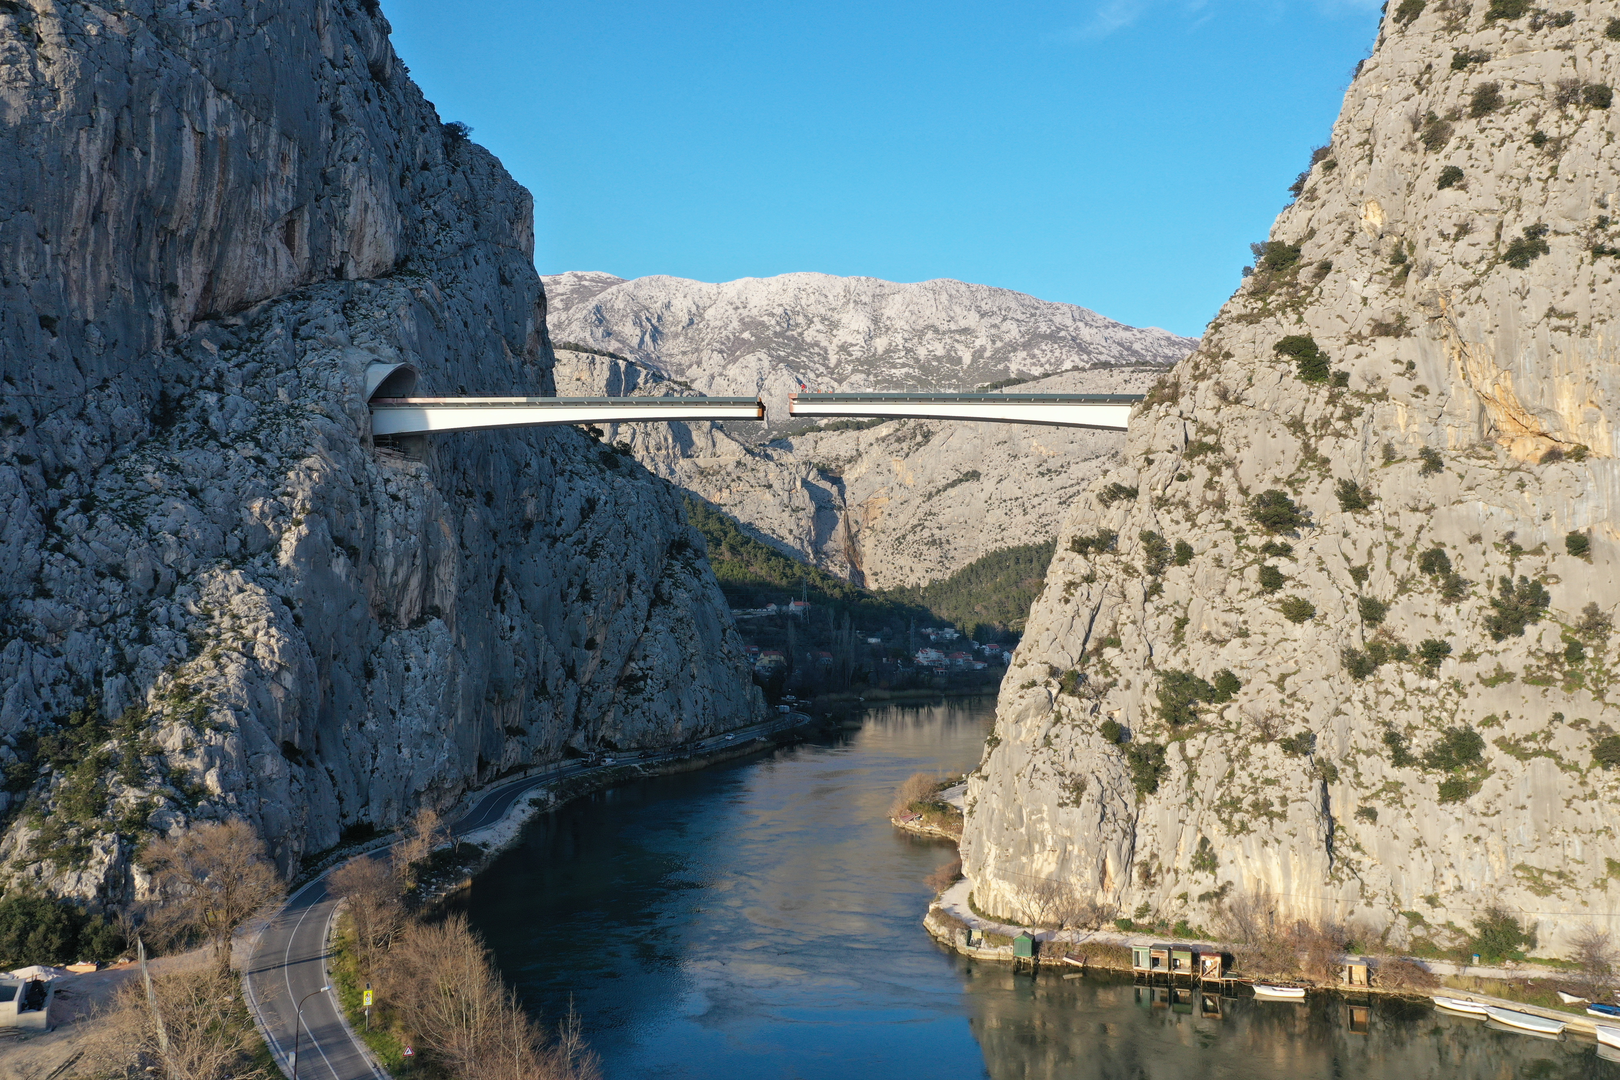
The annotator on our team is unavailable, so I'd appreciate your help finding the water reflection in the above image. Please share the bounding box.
[467,698,1620,1080]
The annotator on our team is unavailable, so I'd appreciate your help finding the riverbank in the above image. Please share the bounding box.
[909,823,1616,1024]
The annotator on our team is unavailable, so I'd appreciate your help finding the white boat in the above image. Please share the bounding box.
[1432,996,1490,1016]
[1252,984,1306,1001]
[1596,1023,1620,1051]
[1483,1006,1566,1036]
[1557,991,1588,1005]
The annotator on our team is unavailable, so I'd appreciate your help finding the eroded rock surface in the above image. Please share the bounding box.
[963,2,1620,954]
[0,0,759,900]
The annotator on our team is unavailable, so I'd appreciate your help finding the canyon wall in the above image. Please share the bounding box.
[963,0,1620,954]
[0,0,760,901]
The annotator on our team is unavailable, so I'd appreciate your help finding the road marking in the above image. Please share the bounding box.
[282,892,343,1080]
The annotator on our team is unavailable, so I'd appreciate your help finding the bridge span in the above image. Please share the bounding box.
[363,362,1145,436]
[788,392,1141,430]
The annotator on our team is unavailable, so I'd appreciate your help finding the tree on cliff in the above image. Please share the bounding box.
[144,820,283,969]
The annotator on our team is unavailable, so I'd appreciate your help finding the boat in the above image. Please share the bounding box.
[1596,1023,1620,1051]
[1483,1006,1565,1036]
[1589,1002,1620,1019]
[1557,991,1588,1005]
[1252,984,1306,1001]
[1432,996,1490,1016]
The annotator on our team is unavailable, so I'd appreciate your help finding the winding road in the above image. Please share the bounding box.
[244,711,811,1080]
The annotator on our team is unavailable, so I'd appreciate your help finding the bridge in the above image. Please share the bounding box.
[787,392,1140,430]
[363,363,1144,435]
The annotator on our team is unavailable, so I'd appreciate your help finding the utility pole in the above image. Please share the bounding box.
[137,937,169,1058]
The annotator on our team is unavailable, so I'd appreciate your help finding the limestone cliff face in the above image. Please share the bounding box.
[0,0,760,901]
[963,2,1620,953]
[552,349,1160,589]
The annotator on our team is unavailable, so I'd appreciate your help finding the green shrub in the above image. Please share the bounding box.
[1439,572,1468,603]
[1274,335,1330,383]
[1257,241,1302,273]
[1468,905,1535,962]
[1567,531,1591,559]
[1540,446,1564,464]
[1424,726,1485,771]
[1140,530,1171,576]
[1418,547,1452,576]
[1279,596,1316,623]
[1530,129,1550,147]
[1070,529,1117,557]
[1593,735,1620,768]
[1098,483,1138,508]
[1173,540,1194,566]
[1279,730,1317,756]
[1355,806,1378,823]
[1250,489,1306,534]
[1330,370,1350,388]
[1358,596,1388,625]
[1099,719,1125,744]
[1418,447,1444,475]
[1259,541,1294,559]
[1437,775,1480,804]
[1157,670,1215,727]
[1059,669,1084,697]
[1420,114,1453,152]
[1258,565,1285,592]
[1126,742,1168,796]
[1469,82,1504,118]
[0,896,123,968]
[1191,836,1218,874]
[1437,165,1465,189]
[1183,439,1220,459]
[1335,478,1372,512]
[1503,225,1551,269]
[1450,50,1488,71]
[1565,639,1586,664]
[1580,602,1613,639]
[1485,575,1550,640]
[1342,647,1381,680]
[1418,639,1453,672]
[1585,85,1614,110]
[1211,669,1241,703]
[1485,0,1530,21]
[1383,727,1418,767]
[1393,0,1425,24]
[1608,17,1620,41]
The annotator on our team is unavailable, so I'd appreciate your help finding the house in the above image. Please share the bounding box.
[915,648,946,666]
[788,600,810,616]
[946,651,972,667]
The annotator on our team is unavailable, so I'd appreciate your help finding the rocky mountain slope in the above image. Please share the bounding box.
[544,271,1194,422]
[546,276,1192,587]
[0,0,759,902]
[553,348,1163,588]
[962,0,1620,955]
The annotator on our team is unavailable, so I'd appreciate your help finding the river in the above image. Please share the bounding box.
[466,697,1620,1079]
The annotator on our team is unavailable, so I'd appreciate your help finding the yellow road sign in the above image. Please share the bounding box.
[362,989,373,1007]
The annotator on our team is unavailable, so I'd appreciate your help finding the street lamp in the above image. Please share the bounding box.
[292,984,331,1080]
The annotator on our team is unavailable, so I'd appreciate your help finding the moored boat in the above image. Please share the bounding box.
[1556,991,1587,1005]
[1589,1002,1620,1020]
[1432,996,1489,1016]
[1253,984,1306,1001]
[1483,1006,1565,1036]
[1596,1023,1620,1051]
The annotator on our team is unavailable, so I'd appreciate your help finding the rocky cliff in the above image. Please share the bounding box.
[0,0,760,902]
[963,0,1620,955]
[546,274,1192,587]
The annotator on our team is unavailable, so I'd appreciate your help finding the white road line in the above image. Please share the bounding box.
[282,893,343,1080]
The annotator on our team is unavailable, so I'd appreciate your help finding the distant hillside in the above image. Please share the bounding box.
[887,541,1056,636]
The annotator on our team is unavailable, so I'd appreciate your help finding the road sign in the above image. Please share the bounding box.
[403,1047,414,1057]
[362,989,373,1007]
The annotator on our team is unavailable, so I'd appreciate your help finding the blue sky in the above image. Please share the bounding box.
[384,0,1385,339]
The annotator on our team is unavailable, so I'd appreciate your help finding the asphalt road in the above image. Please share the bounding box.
[245,711,811,1079]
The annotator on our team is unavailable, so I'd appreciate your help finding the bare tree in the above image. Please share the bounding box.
[889,773,939,819]
[1570,923,1618,1001]
[391,806,448,891]
[383,914,598,1080]
[143,820,284,969]
[329,855,403,980]
[80,962,269,1080]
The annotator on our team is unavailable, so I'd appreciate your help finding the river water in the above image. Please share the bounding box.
[467,697,1619,1080]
